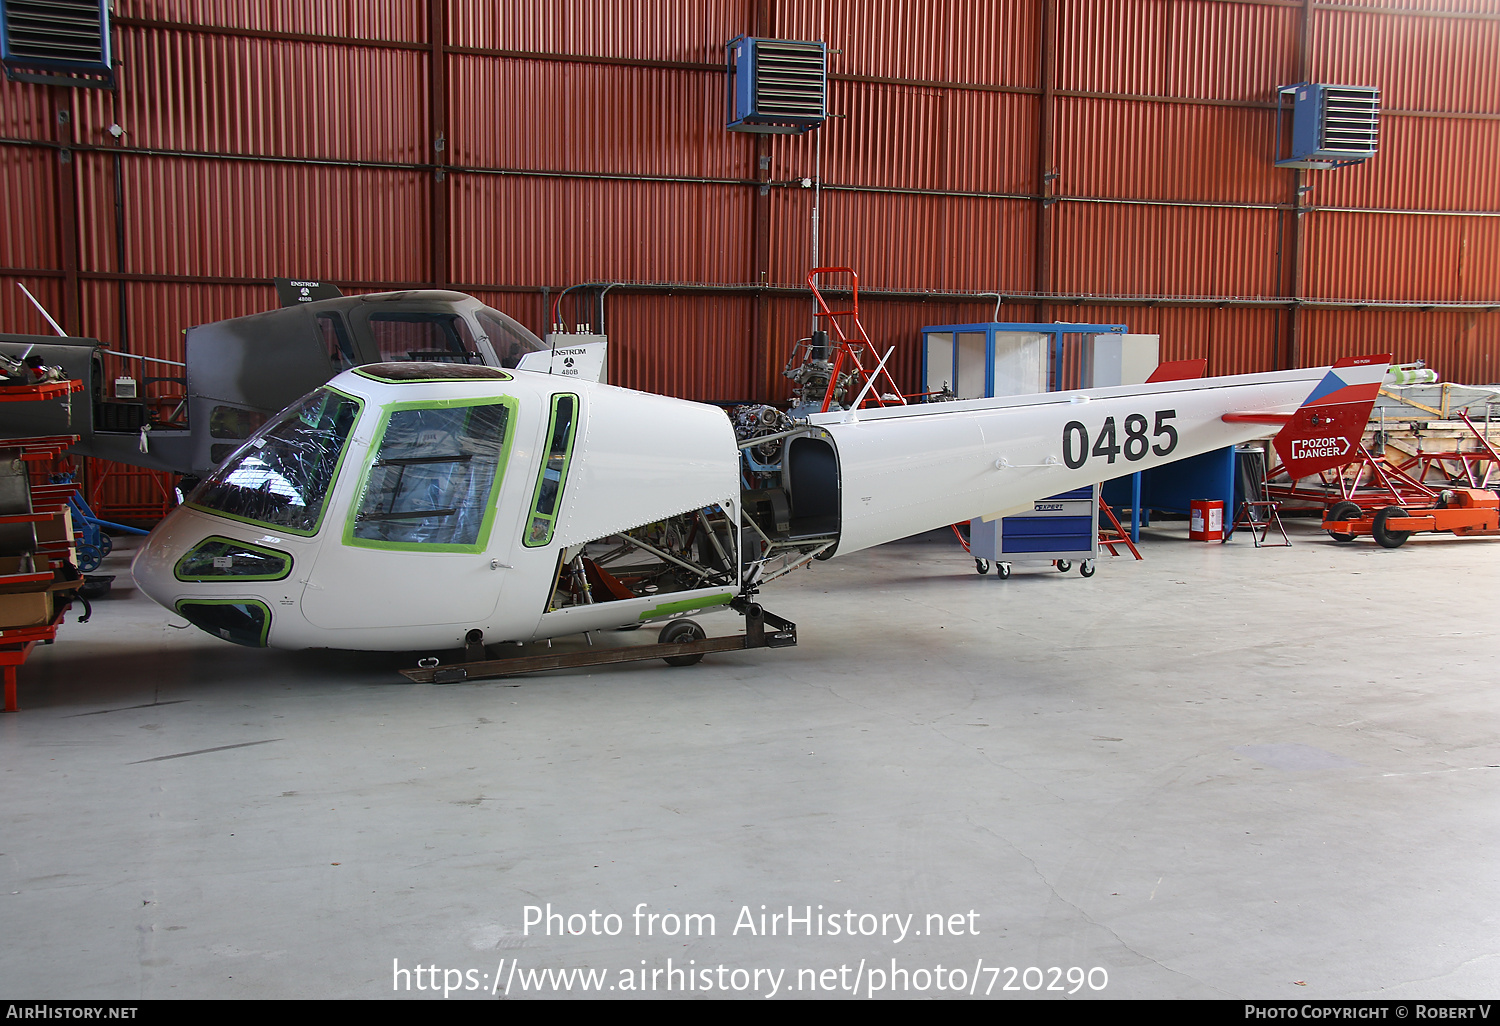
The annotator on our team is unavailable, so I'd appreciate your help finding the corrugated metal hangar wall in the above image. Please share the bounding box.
[2,0,1498,410]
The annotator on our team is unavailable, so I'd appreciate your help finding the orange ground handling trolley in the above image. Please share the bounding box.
[1322,488,1500,548]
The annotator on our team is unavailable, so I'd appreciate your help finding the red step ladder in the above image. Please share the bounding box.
[806,267,909,414]
[1097,499,1142,560]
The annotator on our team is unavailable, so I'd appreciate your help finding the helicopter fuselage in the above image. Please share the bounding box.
[131,357,1386,652]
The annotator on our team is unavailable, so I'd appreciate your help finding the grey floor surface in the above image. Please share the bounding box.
[2,521,1497,1000]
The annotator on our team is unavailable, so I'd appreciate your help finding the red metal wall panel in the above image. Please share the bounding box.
[1313,115,1500,213]
[772,81,1036,195]
[1312,6,1500,112]
[1301,210,1498,301]
[78,156,432,282]
[1056,0,1172,96]
[448,57,751,179]
[449,173,562,287]
[454,0,1041,84]
[121,0,425,42]
[0,275,67,337]
[450,175,752,287]
[771,188,1036,293]
[775,0,1039,86]
[451,0,741,62]
[1166,1,1299,101]
[1056,98,1285,205]
[1319,0,1500,10]
[768,185,816,287]
[1301,307,1499,385]
[70,29,428,163]
[0,79,53,139]
[793,82,949,192]
[1051,202,1282,299]
[0,146,60,268]
[603,292,755,402]
[71,152,117,273]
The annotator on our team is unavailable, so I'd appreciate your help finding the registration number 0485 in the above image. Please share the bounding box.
[1061,410,1178,470]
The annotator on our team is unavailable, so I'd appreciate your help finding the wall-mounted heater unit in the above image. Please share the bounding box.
[726,35,826,135]
[1,0,112,87]
[1275,83,1380,170]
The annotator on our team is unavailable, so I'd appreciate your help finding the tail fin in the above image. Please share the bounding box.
[1273,354,1390,479]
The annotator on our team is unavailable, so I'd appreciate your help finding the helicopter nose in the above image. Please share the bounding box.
[129,505,240,612]
[130,519,185,611]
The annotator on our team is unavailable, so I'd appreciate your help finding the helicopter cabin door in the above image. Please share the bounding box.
[300,396,518,630]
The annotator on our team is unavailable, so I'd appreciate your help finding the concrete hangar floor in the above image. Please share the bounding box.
[2,521,1497,1001]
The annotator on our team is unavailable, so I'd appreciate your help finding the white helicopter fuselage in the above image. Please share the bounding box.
[132,365,740,651]
[132,360,1356,653]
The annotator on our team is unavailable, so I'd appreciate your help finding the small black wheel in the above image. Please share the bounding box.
[98,533,113,556]
[975,558,989,575]
[1055,560,1071,573]
[1372,506,1412,549]
[659,618,706,666]
[997,563,1011,579]
[1079,560,1096,578]
[1325,501,1362,543]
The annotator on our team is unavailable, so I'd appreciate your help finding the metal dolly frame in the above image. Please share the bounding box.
[402,601,797,684]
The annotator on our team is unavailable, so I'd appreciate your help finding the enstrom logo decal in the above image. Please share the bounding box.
[1291,436,1350,461]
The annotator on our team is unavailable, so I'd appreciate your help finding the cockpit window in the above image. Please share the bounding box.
[475,309,546,368]
[369,313,481,364]
[318,313,356,372]
[523,394,578,547]
[189,388,362,535]
[347,398,515,552]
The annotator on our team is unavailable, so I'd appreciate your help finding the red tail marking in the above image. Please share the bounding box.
[1272,353,1391,480]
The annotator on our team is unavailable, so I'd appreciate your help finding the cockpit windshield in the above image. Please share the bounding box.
[190,388,363,534]
[475,308,546,368]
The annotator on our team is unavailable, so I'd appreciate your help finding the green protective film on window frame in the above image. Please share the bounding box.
[352,365,512,385]
[174,599,272,648]
[174,536,292,582]
[188,388,364,538]
[523,394,579,548]
[343,395,518,554]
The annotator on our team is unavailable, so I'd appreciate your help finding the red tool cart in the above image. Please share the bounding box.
[0,381,87,711]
